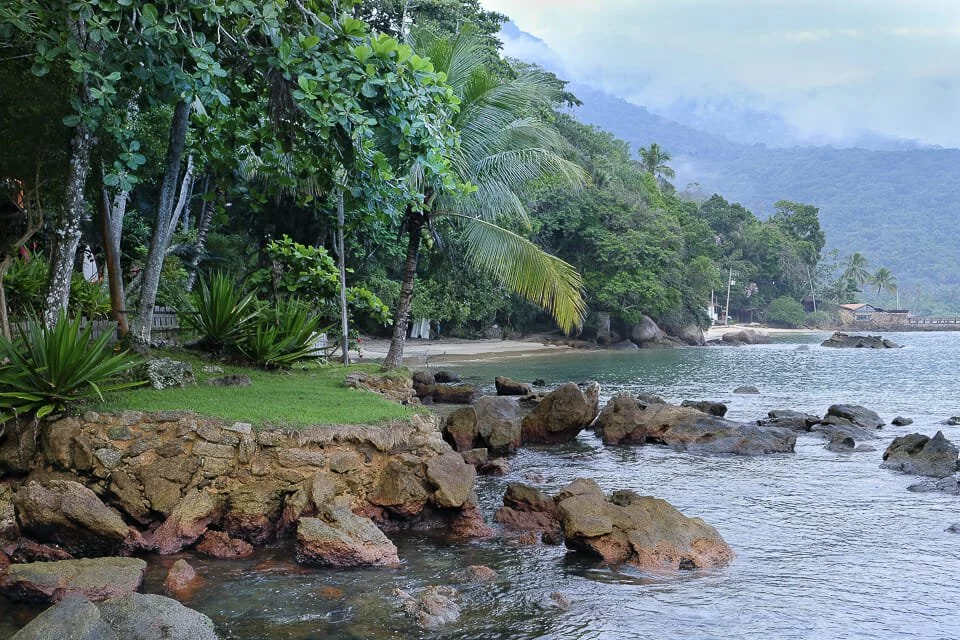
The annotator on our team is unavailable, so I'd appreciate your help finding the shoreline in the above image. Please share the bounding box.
[357,337,571,365]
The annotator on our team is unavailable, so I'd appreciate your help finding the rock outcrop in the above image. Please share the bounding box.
[821,332,901,349]
[812,404,884,441]
[0,557,146,603]
[555,478,733,571]
[758,410,820,432]
[881,431,959,478]
[493,483,562,537]
[721,330,770,346]
[495,376,532,396]
[521,382,600,444]
[597,400,795,455]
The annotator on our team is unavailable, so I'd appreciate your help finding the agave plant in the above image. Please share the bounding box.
[180,272,257,351]
[238,299,327,368]
[0,313,142,422]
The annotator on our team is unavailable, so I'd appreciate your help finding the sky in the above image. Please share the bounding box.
[480,0,960,148]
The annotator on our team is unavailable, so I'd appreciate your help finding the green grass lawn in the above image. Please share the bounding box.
[97,353,416,428]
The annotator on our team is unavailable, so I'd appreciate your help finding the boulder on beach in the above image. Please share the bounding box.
[556,478,733,571]
[881,431,959,478]
[521,382,600,444]
[821,332,901,349]
[0,557,147,603]
[295,501,399,568]
[721,330,770,346]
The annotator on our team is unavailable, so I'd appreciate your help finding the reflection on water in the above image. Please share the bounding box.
[3,332,960,639]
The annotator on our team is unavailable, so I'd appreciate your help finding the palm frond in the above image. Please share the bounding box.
[458,217,586,334]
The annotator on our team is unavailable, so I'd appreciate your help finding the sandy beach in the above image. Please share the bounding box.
[356,337,571,364]
[703,324,826,341]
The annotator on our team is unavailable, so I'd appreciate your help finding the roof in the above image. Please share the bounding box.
[838,303,868,311]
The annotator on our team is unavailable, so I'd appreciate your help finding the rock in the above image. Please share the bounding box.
[223,482,285,544]
[680,400,728,417]
[812,417,879,442]
[821,332,901,349]
[432,384,477,404]
[549,591,572,610]
[13,481,129,557]
[433,371,461,384]
[154,489,224,555]
[412,371,436,386]
[9,596,118,640]
[344,372,417,404]
[368,459,430,518]
[636,392,667,407]
[495,376,532,396]
[97,593,219,639]
[474,396,522,454]
[195,530,254,559]
[444,407,478,452]
[521,383,599,444]
[907,476,960,495]
[296,502,399,568]
[532,378,545,386]
[733,385,760,394]
[143,358,195,390]
[629,315,661,345]
[825,435,855,452]
[826,404,884,430]
[493,483,562,535]
[201,365,224,374]
[478,458,511,476]
[163,559,202,600]
[395,585,460,629]
[0,558,147,603]
[207,375,251,387]
[0,482,19,547]
[11,540,74,563]
[610,340,638,350]
[460,448,488,467]
[721,330,770,346]
[947,523,960,534]
[892,416,914,426]
[759,410,820,432]
[595,394,647,445]
[556,478,733,570]
[425,452,476,508]
[449,503,495,538]
[640,404,796,455]
[881,431,959,478]
[945,417,960,426]
[465,564,498,582]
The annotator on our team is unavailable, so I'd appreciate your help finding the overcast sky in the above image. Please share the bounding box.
[481,0,960,147]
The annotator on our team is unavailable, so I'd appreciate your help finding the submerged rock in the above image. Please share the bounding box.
[464,565,498,583]
[759,409,820,432]
[395,585,460,629]
[881,431,959,478]
[556,478,733,571]
[907,476,960,495]
[825,435,856,452]
[0,557,147,603]
[821,332,900,349]
[733,385,761,394]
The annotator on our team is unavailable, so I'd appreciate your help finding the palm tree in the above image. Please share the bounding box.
[638,143,675,187]
[381,30,587,369]
[842,252,870,292]
[871,267,897,302]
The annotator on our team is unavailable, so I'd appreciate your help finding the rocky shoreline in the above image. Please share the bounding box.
[2,368,959,637]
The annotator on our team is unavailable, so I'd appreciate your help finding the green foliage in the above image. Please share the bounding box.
[766,296,806,328]
[0,313,142,422]
[805,310,836,329]
[3,255,48,317]
[69,274,111,321]
[238,299,326,369]
[180,273,257,352]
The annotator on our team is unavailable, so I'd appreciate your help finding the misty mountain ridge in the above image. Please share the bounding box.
[501,21,960,306]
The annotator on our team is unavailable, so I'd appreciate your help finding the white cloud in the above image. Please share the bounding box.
[483,0,960,147]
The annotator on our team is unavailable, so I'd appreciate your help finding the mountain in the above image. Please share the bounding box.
[499,23,960,305]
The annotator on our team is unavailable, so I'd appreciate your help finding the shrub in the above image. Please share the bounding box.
[3,254,48,317]
[805,310,836,329]
[179,272,257,351]
[70,274,111,320]
[766,296,806,328]
[0,313,142,422]
[238,299,327,368]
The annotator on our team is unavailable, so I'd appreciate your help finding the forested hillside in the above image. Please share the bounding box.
[570,84,960,308]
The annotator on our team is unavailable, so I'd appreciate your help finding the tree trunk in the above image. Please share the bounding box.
[382,208,423,370]
[0,258,12,340]
[131,100,191,346]
[185,178,214,292]
[43,124,95,327]
[336,190,350,365]
[99,186,129,336]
